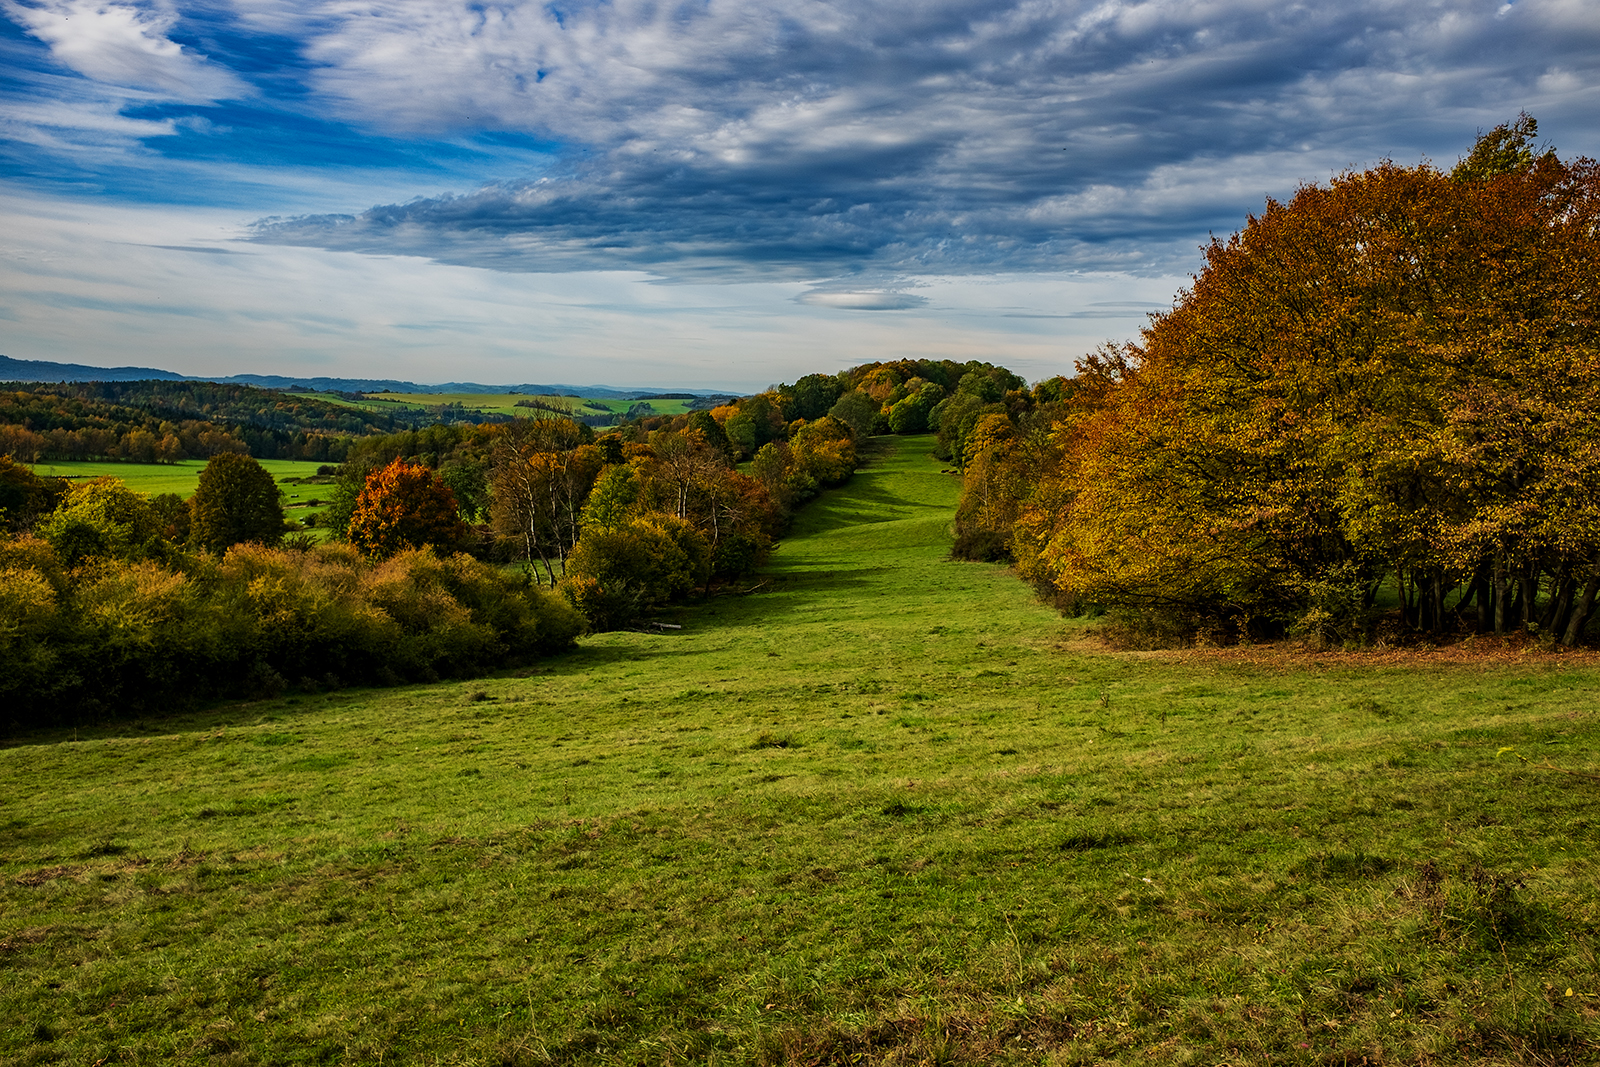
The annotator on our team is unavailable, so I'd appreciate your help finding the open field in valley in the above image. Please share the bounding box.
[3,436,1598,1065]
[303,392,705,420]
[25,459,335,524]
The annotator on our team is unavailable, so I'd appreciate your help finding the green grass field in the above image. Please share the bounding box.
[3,436,1597,1065]
[27,458,335,523]
[304,392,703,420]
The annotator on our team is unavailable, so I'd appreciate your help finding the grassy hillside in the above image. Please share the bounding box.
[2,436,1597,1065]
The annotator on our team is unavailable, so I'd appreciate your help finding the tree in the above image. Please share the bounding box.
[564,515,710,629]
[39,478,167,566]
[0,457,64,533]
[348,459,467,559]
[189,452,285,554]
[581,464,640,532]
[985,117,1600,645]
[828,390,881,439]
[888,383,944,434]
[488,419,605,582]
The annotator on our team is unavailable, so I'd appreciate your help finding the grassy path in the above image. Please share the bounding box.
[3,435,1599,1065]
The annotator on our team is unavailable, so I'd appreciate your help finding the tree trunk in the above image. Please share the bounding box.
[1517,573,1538,629]
[1540,567,1573,633]
[1493,560,1508,635]
[1561,575,1600,647]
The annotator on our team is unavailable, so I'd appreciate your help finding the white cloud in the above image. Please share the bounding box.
[241,0,1600,278]
[795,290,929,311]
[0,185,1186,388]
[4,0,248,101]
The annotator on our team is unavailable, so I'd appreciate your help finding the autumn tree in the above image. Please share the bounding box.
[963,117,1600,645]
[488,418,604,583]
[348,459,467,559]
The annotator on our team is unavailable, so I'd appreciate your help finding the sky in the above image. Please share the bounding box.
[1,1,1597,392]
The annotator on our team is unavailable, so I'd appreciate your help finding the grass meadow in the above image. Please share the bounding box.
[304,393,698,420]
[27,459,335,523]
[3,435,1598,1065]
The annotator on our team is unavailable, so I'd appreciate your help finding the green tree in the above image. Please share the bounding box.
[564,515,710,629]
[684,411,735,463]
[189,452,286,554]
[829,390,882,439]
[1452,112,1548,182]
[0,457,64,533]
[39,478,167,566]
[581,464,640,532]
[888,383,945,434]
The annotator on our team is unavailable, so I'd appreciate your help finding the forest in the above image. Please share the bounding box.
[950,118,1600,649]
[0,358,1021,726]
[0,379,513,464]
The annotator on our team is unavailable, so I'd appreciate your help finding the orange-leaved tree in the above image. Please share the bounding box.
[348,459,467,559]
[969,116,1600,645]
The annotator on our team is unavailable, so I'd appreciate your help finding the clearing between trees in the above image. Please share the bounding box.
[2,434,1597,1065]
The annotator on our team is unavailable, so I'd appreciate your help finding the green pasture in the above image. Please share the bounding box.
[3,436,1598,1065]
[26,458,335,524]
[319,391,637,418]
[297,390,707,421]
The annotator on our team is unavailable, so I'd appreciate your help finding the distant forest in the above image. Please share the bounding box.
[0,380,512,464]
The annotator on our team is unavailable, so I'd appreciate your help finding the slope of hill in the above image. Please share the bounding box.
[1,435,1593,1064]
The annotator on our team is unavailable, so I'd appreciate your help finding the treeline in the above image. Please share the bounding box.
[0,457,583,726]
[310,399,864,626]
[952,117,1600,648]
[0,361,911,724]
[0,380,512,464]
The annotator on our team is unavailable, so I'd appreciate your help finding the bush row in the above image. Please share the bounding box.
[0,538,583,728]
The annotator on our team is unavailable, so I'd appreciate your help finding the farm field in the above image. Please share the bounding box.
[304,392,707,420]
[3,436,1598,1064]
[27,458,335,522]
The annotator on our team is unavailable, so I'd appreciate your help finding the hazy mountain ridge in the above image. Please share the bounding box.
[0,355,727,399]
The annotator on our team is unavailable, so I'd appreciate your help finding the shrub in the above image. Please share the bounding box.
[38,478,168,565]
[0,537,583,729]
[951,527,1011,563]
[565,516,710,629]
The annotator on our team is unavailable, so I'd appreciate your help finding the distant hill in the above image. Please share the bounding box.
[0,355,188,383]
[0,355,731,399]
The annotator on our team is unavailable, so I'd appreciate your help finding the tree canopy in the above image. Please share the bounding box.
[189,452,286,554]
[955,117,1600,646]
[348,459,467,559]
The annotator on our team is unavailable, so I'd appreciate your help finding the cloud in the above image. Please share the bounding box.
[795,289,928,311]
[241,0,1600,279]
[3,0,1599,291]
[4,0,247,101]
[1,188,1188,389]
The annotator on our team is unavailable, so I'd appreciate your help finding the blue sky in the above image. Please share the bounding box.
[2,0,1597,391]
